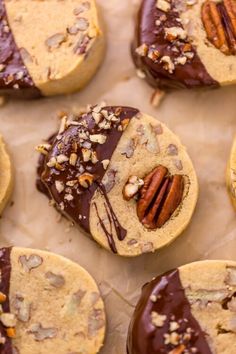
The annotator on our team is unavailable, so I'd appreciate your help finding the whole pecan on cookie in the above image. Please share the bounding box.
[123,165,184,229]
[201,0,236,55]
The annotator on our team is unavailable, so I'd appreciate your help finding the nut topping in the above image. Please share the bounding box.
[78,173,94,188]
[13,294,31,322]
[0,292,6,303]
[151,311,167,327]
[19,254,43,272]
[88,309,105,337]
[0,313,17,327]
[103,169,117,192]
[201,0,236,55]
[169,345,186,354]
[225,266,236,285]
[6,328,16,338]
[45,272,65,288]
[123,176,144,201]
[136,166,184,229]
[45,33,67,50]
[156,0,171,12]
[29,323,57,341]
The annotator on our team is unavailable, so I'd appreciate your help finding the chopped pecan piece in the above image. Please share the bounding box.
[169,345,186,354]
[201,0,236,55]
[123,176,144,201]
[137,165,184,229]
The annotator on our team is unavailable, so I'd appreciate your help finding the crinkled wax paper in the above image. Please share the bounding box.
[0,1,236,353]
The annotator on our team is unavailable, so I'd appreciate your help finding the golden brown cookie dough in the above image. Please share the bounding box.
[132,0,236,89]
[227,134,236,209]
[0,247,106,354]
[3,0,105,96]
[128,260,236,354]
[36,105,198,257]
[0,134,13,215]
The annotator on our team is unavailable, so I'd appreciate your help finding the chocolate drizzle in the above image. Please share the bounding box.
[0,0,39,97]
[98,183,127,241]
[93,183,127,253]
[132,0,219,89]
[127,269,212,354]
[37,106,139,252]
[94,202,118,254]
[0,247,13,354]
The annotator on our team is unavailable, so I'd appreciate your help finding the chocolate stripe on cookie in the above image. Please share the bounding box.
[37,106,139,253]
[0,247,13,354]
[0,0,39,97]
[132,0,218,89]
[127,269,212,353]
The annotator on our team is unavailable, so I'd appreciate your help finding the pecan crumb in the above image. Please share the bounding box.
[151,311,167,327]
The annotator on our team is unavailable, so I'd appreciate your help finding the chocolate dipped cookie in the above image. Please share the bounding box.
[132,0,236,89]
[36,104,198,257]
[0,134,13,215]
[0,0,104,97]
[127,260,236,354]
[0,247,105,354]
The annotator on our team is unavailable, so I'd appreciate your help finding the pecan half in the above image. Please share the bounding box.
[137,166,184,229]
[201,0,236,55]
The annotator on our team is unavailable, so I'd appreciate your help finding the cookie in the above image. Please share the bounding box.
[227,135,236,209]
[0,134,13,215]
[36,104,198,257]
[0,247,105,354]
[132,0,236,90]
[127,260,236,354]
[0,0,104,97]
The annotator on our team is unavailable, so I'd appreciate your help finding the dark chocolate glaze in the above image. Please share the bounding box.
[37,106,139,252]
[127,269,212,354]
[93,183,127,253]
[132,0,219,89]
[0,247,13,354]
[0,0,40,98]
[36,134,56,198]
[98,183,127,241]
[94,201,118,254]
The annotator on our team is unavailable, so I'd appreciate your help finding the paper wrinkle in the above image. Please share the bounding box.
[0,0,236,352]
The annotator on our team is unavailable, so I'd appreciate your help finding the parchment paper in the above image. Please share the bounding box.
[0,1,236,353]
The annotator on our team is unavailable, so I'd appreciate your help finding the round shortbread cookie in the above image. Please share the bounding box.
[0,134,13,215]
[36,104,198,257]
[0,247,106,354]
[132,0,236,90]
[0,0,105,97]
[128,260,236,354]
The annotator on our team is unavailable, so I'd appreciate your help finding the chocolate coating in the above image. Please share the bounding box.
[0,247,13,354]
[37,106,139,252]
[132,0,218,89]
[127,269,212,354]
[0,0,39,98]
[36,134,55,198]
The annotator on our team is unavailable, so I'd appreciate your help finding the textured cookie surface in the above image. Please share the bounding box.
[127,260,236,354]
[132,0,236,89]
[36,104,198,257]
[0,247,105,354]
[0,134,13,215]
[1,0,104,96]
